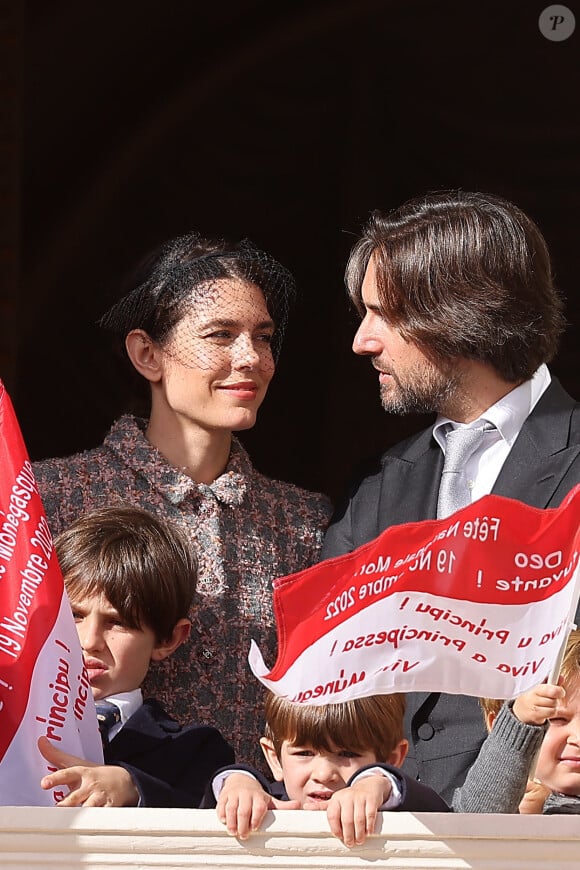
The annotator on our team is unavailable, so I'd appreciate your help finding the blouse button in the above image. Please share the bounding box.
[202,648,213,659]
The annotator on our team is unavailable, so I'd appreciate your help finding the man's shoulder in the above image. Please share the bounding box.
[382,426,435,459]
[350,425,436,484]
[534,376,580,418]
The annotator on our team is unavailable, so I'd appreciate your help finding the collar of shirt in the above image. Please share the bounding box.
[105,415,251,506]
[101,688,142,741]
[432,365,551,500]
[433,364,551,447]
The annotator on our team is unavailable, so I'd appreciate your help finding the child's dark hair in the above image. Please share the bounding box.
[54,505,197,643]
[263,691,406,762]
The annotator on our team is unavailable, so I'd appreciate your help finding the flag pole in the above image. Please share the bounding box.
[548,561,580,684]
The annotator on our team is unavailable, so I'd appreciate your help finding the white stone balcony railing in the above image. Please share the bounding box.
[1,807,579,869]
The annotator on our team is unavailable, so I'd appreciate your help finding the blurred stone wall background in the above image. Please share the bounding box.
[4,1,579,500]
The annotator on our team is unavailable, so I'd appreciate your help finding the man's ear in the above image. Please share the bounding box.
[259,737,284,782]
[125,329,163,383]
[387,738,409,768]
[150,618,191,662]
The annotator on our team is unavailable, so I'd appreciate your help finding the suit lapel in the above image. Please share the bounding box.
[377,430,442,530]
[105,701,167,763]
[492,379,579,507]
[405,690,435,720]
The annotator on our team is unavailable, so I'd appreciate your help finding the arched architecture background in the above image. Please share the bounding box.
[11,0,580,501]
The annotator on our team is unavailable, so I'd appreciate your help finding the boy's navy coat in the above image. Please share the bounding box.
[104,698,235,807]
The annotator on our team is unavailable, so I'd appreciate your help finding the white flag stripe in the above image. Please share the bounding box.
[250,574,578,704]
[1,596,102,805]
[0,381,102,806]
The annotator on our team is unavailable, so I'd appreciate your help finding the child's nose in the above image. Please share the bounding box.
[78,618,104,652]
[311,757,339,784]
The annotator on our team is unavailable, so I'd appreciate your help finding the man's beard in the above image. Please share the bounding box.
[379,360,461,415]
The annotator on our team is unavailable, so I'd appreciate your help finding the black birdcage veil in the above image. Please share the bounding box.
[99,233,296,370]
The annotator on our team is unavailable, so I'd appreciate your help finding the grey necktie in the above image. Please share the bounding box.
[436,423,494,519]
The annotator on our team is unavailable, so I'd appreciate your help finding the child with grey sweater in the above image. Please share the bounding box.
[452,630,580,814]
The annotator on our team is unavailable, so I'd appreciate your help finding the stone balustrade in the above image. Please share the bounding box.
[1,807,579,869]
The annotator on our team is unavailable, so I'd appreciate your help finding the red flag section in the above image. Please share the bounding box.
[250,485,580,704]
[0,381,102,805]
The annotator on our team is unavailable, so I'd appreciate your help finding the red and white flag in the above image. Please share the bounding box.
[250,485,580,704]
[0,381,102,805]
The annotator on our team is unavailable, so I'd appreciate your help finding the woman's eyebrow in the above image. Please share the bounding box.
[200,317,275,329]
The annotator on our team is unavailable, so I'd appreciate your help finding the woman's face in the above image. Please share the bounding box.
[158,279,276,433]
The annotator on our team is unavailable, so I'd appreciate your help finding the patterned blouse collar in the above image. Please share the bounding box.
[104,415,252,506]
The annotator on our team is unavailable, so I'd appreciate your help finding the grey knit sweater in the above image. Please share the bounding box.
[452,701,546,813]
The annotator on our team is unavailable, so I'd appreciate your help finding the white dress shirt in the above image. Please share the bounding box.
[102,688,143,742]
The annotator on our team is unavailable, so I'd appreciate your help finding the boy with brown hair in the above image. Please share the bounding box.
[208,690,449,847]
[39,505,234,807]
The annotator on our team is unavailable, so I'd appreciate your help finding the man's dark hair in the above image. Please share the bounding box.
[346,190,566,381]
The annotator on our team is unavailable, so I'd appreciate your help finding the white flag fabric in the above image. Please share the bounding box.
[250,485,580,704]
[0,380,103,805]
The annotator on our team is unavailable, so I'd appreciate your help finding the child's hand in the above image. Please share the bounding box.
[38,736,139,806]
[512,682,565,725]
[217,773,299,839]
[518,777,550,814]
[320,774,391,848]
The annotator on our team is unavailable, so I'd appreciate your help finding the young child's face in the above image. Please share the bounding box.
[261,738,381,807]
[536,675,580,796]
[69,590,161,700]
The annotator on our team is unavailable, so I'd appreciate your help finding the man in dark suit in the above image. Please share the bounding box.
[38,505,234,806]
[321,190,580,804]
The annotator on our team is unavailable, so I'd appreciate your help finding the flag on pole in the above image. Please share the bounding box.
[250,485,580,704]
[0,380,102,805]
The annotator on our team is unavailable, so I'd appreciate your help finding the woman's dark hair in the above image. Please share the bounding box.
[346,191,566,381]
[100,232,296,362]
